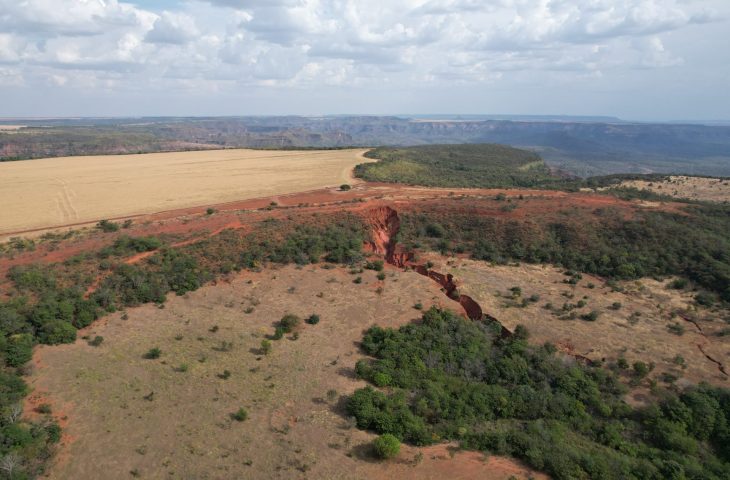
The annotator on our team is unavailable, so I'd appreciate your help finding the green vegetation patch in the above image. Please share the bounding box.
[355,144,558,188]
[348,307,730,480]
[400,203,730,302]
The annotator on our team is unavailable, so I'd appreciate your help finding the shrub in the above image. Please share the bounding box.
[218,369,231,379]
[231,407,248,422]
[88,336,104,347]
[633,361,650,378]
[609,302,622,310]
[340,184,351,191]
[377,272,386,281]
[668,323,685,336]
[4,334,34,367]
[353,276,363,284]
[365,260,384,271]
[46,422,62,443]
[580,310,600,322]
[38,320,76,345]
[261,340,272,355]
[143,347,162,359]
[668,278,688,290]
[206,208,216,215]
[694,291,715,307]
[305,314,320,325]
[278,314,300,333]
[373,434,400,459]
[425,223,446,238]
[97,219,119,232]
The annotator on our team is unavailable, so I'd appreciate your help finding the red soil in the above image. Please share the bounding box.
[2,181,681,301]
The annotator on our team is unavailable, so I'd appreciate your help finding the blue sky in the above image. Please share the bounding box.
[0,0,728,121]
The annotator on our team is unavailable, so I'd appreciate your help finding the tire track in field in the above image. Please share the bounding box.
[53,178,79,224]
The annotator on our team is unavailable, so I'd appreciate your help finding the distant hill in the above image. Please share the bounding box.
[3,116,730,177]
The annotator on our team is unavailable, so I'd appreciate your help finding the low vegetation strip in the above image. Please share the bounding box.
[355,144,560,188]
[348,307,730,480]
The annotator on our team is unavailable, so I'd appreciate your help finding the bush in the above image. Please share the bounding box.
[365,260,384,271]
[633,361,650,378]
[231,407,248,422]
[305,314,320,325]
[143,347,162,359]
[668,323,685,336]
[38,320,76,344]
[97,219,119,232]
[260,339,272,355]
[373,434,401,459]
[580,310,600,322]
[88,336,104,347]
[278,314,300,333]
[340,184,351,191]
[4,334,34,367]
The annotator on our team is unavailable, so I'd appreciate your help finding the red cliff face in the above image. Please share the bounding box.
[364,206,496,328]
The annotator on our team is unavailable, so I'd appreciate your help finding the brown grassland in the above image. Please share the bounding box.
[26,264,544,480]
[617,175,730,203]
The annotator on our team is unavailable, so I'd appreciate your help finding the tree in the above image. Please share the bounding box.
[5,403,22,424]
[4,334,33,367]
[0,452,21,478]
[373,434,400,459]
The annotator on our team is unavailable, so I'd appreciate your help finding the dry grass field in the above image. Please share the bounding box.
[617,175,730,202]
[26,264,544,480]
[421,254,729,397]
[0,148,371,236]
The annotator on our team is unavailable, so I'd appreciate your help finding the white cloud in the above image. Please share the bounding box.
[145,12,199,45]
[0,0,727,117]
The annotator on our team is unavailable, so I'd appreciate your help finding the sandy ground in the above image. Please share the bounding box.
[422,254,729,395]
[26,264,543,480]
[0,148,371,235]
[617,175,730,203]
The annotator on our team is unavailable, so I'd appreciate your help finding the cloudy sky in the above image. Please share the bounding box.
[1,0,728,120]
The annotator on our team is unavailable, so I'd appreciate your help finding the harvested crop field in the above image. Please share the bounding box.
[26,264,543,480]
[0,148,370,235]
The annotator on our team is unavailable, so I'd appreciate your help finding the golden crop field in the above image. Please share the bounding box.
[0,148,371,236]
